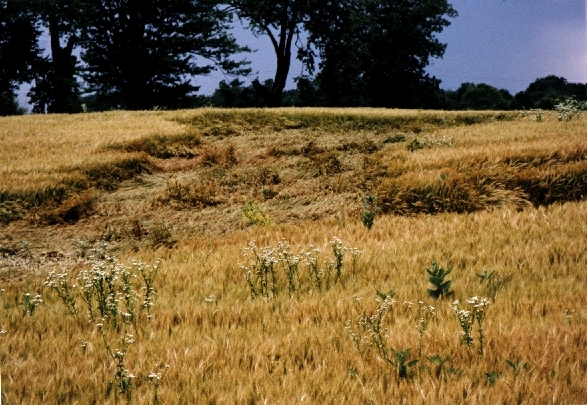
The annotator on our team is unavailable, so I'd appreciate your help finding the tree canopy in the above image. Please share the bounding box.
[28,0,88,113]
[82,0,249,110]
[306,0,457,108]
[0,0,42,115]
[2,0,587,114]
[230,0,457,108]
[226,0,314,107]
[514,75,587,110]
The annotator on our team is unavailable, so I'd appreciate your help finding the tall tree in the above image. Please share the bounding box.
[0,0,42,115]
[28,0,87,113]
[305,0,368,106]
[363,0,456,108]
[82,0,249,110]
[227,0,313,107]
[309,0,456,108]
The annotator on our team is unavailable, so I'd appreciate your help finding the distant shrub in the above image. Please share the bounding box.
[242,201,271,226]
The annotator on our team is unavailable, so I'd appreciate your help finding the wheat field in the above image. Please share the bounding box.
[0,108,586,404]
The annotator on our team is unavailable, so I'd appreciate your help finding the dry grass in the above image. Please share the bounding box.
[0,108,586,404]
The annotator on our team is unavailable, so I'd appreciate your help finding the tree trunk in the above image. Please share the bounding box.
[252,6,297,107]
[48,15,81,113]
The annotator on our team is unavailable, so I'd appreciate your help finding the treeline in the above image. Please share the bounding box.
[207,75,587,110]
[1,1,585,115]
[1,0,457,114]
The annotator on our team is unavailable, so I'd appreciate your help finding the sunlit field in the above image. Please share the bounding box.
[1,108,586,404]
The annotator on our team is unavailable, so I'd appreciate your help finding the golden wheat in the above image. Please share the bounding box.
[0,108,586,404]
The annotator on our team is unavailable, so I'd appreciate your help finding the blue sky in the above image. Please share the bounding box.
[196,0,587,95]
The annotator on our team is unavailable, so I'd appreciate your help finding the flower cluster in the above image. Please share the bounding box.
[452,301,474,349]
[346,294,395,357]
[452,296,490,354]
[554,97,586,121]
[415,301,435,338]
[22,291,43,316]
[421,134,455,148]
[241,238,361,299]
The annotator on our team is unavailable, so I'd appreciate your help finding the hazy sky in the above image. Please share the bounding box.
[197,0,587,95]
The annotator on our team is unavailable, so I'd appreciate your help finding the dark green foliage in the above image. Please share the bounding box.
[232,0,456,108]
[442,83,513,110]
[506,359,528,374]
[361,211,375,230]
[426,261,453,299]
[514,75,587,110]
[211,79,258,108]
[485,370,500,386]
[307,0,457,108]
[375,289,395,301]
[387,348,419,379]
[0,94,26,116]
[28,0,87,113]
[0,0,42,115]
[477,270,495,285]
[427,355,451,378]
[407,138,424,152]
[82,0,249,110]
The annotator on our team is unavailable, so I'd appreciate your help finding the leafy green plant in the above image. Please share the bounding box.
[427,355,452,379]
[506,359,528,375]
[478,270,510,300]
[388,348,419,379]
[426,261,453,299]
[361,196,378,230]
[485,370,500,386]
[376,289,395,301]
[477,269,495,285]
